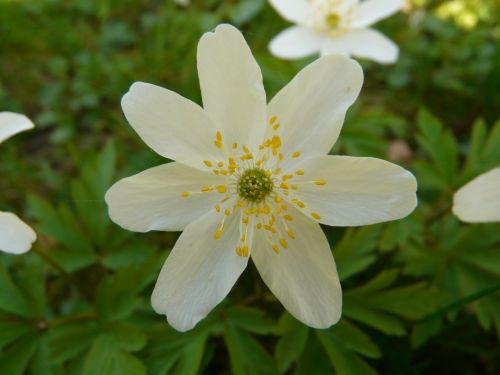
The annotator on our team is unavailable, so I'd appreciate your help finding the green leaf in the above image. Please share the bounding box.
[274,313,309,373]
[0,335,39,375]
[224,323,276,375]
[0,266,32,317]
[225,306,274,335]
[49,322,98,364]
[333,226,382,281]
[82,335,146,375]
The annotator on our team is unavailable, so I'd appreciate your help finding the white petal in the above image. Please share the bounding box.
[267,55,362,164]
[0,112,34,144]
[287,155,417,226]
[197,24,267,152]
[151,208,248,331]
[453,167,500,223]
[121,82,221,170]
[269,26,324,60]
[252,206,342,328]
[105,162,225,232]
[268,0,309,23]
[321,29,398,64]
[352,0,403,28]
[0,212,36,254]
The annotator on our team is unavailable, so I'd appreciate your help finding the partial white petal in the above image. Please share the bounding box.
[0,212,36,254]
[269,26,324,60]
[352,0,403,28]
[267,55,362,165]
[105,162,225,232]
[322,29,398,64]
[269,0,309,23]
[252,206,342,328]
[121,82,221,170]
[0,112,34,144]
[197,24,267,152]
[453,167,500,223]
[287,155,417,226]
[151,208,248,331]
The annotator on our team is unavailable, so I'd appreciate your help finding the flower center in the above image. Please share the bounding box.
[325,12,341,28]
[237,168,274,203]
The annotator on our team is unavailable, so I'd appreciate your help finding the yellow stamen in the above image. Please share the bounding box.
[311,212,322,220]
[269,115,277,124]
[214,222,224,240]
[241,245,249,257]
[203,160,213,167]
[284,214,294,221]
[295,170,304,175]
[314,179,327,186]
[292,151,301,158]
[286,228,296,239]
[279,237,288,249]
[217,161,224,167]
[216,185,227,194]
[201,186,213,192]
[181,191,190,198]
[214,204,221,213]
[272,244,279,254]
[216,131,222,142]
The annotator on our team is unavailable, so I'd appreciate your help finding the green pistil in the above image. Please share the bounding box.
[237,168,273,203]
[325,12,341,28]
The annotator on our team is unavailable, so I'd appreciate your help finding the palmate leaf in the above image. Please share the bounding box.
[399,216,500,337]
[274,312,309,373]
[145,321,214,375]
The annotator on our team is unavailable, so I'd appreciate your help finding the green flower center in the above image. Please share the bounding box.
[325,12,341,28]
[237,168,274,203]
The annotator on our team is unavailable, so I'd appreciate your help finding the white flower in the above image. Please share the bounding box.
[0,112,37,254]
[174,0,190,7]
[452,167,500,223]
[105,24,417,331]
[269,0,403,64]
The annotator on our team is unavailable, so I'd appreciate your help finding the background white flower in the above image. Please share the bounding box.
[0,112,37,254]
[269,0,403,64]
[105,24,417,332]
[452,167,500,223]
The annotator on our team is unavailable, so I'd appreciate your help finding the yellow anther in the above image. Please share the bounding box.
[214,204,221,213]
[232,142,238,150]
[286,228,296,239]
[293,199,305,208]
[279,237,288,249]
[217,161,224,167]
[221,195,231,202]
[216,185,227,194]
[224,209,231,216]
[242,145,250,154]
[295,170,304,175]
[274,195,282,203]
[181,191,190,198]
[242,245,249,257]
[272,244,279,254]
[201,186,213,192]
[273,123,280,131]
[282,174,294,181]
[214,222,224,240]
[280,182,289,190]
[311,212,322,220]
[284,214,294,221]
[236,247,242,256]
[237,200,245,207]
[292,151,301,158]
[279,153,284,160]
[242,217,249,224]
[216,131,222,142]
[269,115,277,124]
[264,225,276,233]
[273,168,282,175]
[314,179,327,186]
[264,170,272,177]
[214,140,223,149]
[245,208,257,215]
[203,160,213,167]
[213,170,220,175]
[259,205,270,214]
[256,223,262,229]
[220,170,228,175]
[291,184,298,190]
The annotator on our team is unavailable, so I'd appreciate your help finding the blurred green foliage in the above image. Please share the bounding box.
[0,0,499,374]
